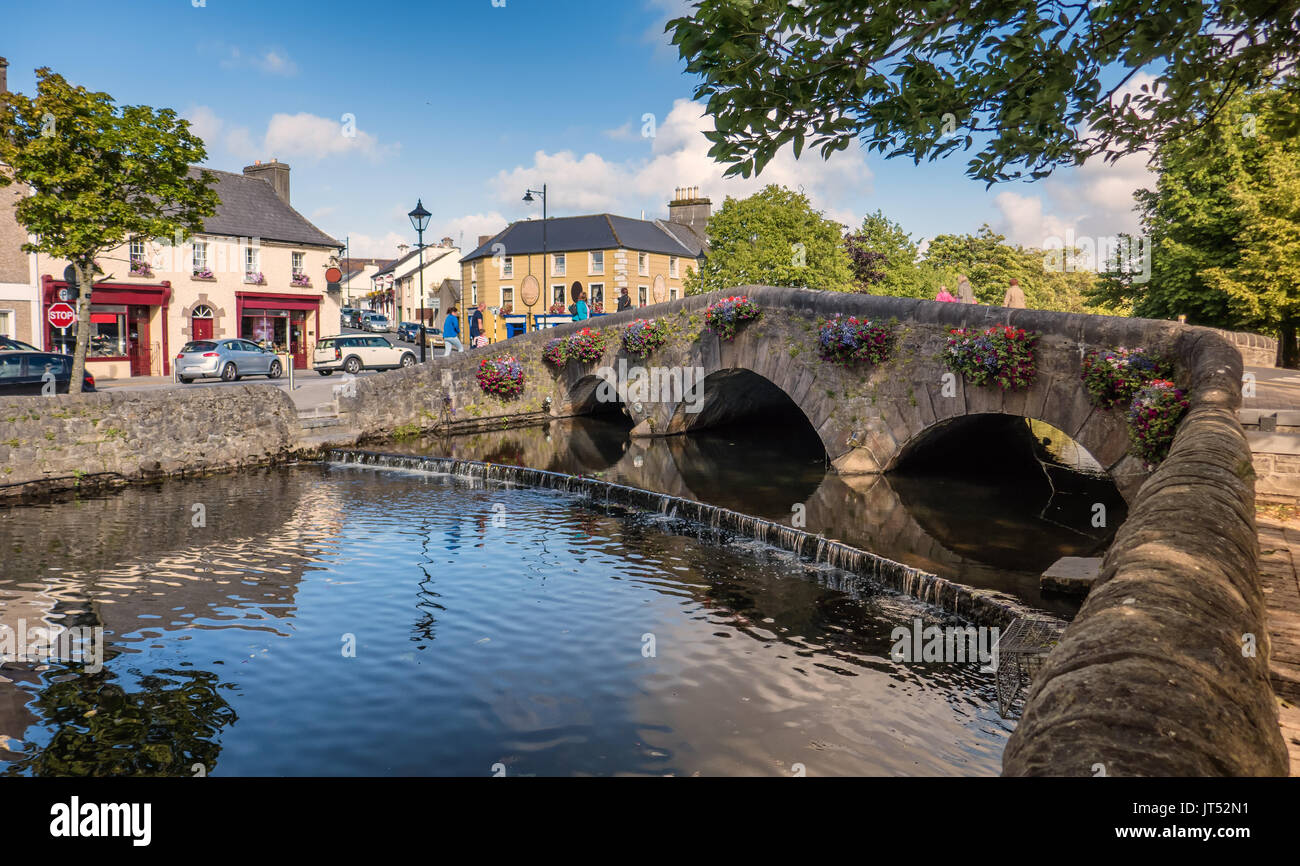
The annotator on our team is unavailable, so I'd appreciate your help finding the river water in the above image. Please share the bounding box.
[0,415,1121,776]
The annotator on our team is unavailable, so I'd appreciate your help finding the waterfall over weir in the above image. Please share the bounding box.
[327,449,1050,628]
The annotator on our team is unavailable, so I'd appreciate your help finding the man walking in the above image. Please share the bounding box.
[443,306,464,355]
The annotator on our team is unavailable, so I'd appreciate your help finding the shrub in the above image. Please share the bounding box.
[945,325,1038,390]
[1128,379,1189,464]
[476,355,525,398]
[621,318,671,358]
[1081,347,1172,409]
[817,315,894,365]
[703,295,761,341]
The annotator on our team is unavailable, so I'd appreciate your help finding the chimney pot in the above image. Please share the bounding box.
[243,160,291,205]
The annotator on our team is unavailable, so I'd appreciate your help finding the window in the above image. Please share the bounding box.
[638,286,648,307]
[471,283,478,305]
[589,283,604,308]
[669,288,678,301]
[552,253,566,277]
[53,305,128,358]
[0,355,22,379]
[501,286,514,312]
[502,256,513,278]
[670,256,679,278]
[552,284,566,306]
[130,238,146,261]
[638,252,648,276]
[192,241,208,273]
[0,310,12,338]
[245,246,259,275]
[589,251,604,275]
[292,252,305,275]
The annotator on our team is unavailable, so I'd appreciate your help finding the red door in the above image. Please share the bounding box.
[129,307,151,376]
[192,317,213,341]
[290,311,307,369]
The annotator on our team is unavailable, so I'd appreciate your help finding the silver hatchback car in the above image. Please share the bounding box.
[174,339,283,383]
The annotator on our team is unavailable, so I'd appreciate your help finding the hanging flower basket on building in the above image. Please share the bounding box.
[1081,347,1172,410]
[476,355,525,399]
[548,302,568,315]
[703,295,761,341]
[945,325,1038,390]
[291,273,312,288]
[817,315,895,365]
[244,272,266,286]
[621,318,670,359]
[1127,380,1189,464]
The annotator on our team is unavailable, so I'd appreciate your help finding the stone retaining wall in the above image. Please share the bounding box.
[0,386,298,498]
[1211,327,1278,368]
[1003,328,1288,775]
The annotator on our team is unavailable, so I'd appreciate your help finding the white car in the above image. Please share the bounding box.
[314,335,417,375]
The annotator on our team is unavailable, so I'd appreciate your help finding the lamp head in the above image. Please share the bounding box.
[408,199,431,233]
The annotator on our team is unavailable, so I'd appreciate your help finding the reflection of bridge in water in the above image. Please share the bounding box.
[383,414,1122,616]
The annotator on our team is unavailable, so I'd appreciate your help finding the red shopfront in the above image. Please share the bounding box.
[41,276,172,377]
[236,291,320,370]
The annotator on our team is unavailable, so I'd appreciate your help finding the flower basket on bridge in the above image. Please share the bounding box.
[542,338,566,368]
[945,325,1037,390]
[817,315,894,365]
[1127,379,1189,464]
[1081,347,1172,409]
[476,355,525,399]
[621,318,670,359]
[562,328,612,364]
[704,295,761,341]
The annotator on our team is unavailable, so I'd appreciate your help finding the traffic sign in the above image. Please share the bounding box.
[48,303,77,329]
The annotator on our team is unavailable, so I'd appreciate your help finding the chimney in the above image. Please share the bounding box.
[243,158,291,205]
[477,234,493,248]
[0,57,8,94]
[440,236,454,248]
[668,185,712,237]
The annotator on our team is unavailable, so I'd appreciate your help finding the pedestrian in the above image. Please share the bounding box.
[1002,278,1026,309]
[616,287,632,312]
[469,303,485,347]
[443,306,464,355]
[956,274,975,304]
[571,291,590,322]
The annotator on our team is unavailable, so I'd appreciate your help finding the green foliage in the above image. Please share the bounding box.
[1091,86,1300,340]
[668,1,1300,184]
[685,185,853,293]
[0,67,218,390]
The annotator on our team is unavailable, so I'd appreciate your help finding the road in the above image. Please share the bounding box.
[97,326,453,414]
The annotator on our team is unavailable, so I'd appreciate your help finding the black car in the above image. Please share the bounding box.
[0,336,41,352]
[396,321,422,342]
[0,352,96,394]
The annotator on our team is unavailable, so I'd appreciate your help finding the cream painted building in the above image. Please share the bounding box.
[33,161,342,379]
[459,188,710,326]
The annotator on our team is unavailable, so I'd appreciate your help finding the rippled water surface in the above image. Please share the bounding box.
[1,465,1013,776]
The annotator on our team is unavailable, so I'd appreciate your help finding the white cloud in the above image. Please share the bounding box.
[183,106,391,163]
[478,99,870,227]
[343,231,409,258]
[218,45,299,77]
[440,212,511,248]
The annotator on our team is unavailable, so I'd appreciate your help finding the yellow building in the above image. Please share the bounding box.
[459,188,710,327]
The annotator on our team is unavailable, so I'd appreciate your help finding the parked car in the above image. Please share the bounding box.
[424,325,445,348]
[396,321,422,343]
[340,307,357,329]
[0,336,41,352]
[363,313,390,333]
[174,339,283,383]
[314,335,417,375]
[0,351,95,394]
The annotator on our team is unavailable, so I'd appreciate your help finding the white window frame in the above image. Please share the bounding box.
[192,241,208,272]
[292,251,305,275]
[552,284,566,306]
[501,286,514,311]
[589,251,604,275]
[669,256,679,278]
[245,246,259,275]
[0,309,14,338]
[669,287,678,301]
[130,238,146,261]
[502,256,514,278]
[638,286,648,307]
[638,252,648,276]
[589,283,604,308]
[471,282,478,305]
[552,253,566,277]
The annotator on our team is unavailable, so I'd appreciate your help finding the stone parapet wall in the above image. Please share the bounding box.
[1210,327,1278,368]
[0,386,298,498]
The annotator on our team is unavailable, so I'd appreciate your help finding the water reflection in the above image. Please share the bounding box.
[386,415,1124,616]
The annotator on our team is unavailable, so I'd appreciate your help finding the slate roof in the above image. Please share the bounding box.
[191,167,341,248]
[461,214,705,263]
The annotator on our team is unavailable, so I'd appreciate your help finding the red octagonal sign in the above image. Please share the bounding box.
[47,302,77,329]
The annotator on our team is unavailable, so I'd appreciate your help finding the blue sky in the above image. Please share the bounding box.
[4,0,1151,256]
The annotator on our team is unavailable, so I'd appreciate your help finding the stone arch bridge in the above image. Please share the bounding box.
[343,285,1229,500]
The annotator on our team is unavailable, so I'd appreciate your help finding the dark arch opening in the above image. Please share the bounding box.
[567,373,632,424]
[889,413,1127,568]
[689,369,821,442]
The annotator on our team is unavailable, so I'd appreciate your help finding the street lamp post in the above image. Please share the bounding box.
[523,184,547,334]
[408,199,432,362]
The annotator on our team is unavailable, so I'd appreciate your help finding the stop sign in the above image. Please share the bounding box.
[48,302,77,329]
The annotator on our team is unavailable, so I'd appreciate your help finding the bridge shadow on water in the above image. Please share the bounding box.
[387,402,1126,617]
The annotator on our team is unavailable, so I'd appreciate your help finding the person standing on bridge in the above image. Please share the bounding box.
[469,303,487,348]
[617,287,632,312]
[571,291,590,322]
[1002,278,1026,309]
[443,306,464,355]
[957,274,975,304]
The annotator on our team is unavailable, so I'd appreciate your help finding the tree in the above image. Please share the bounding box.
[668,1,1300,184]
[685,184,854,294]
[1092,86,1300,360]
[0,68,218,391]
